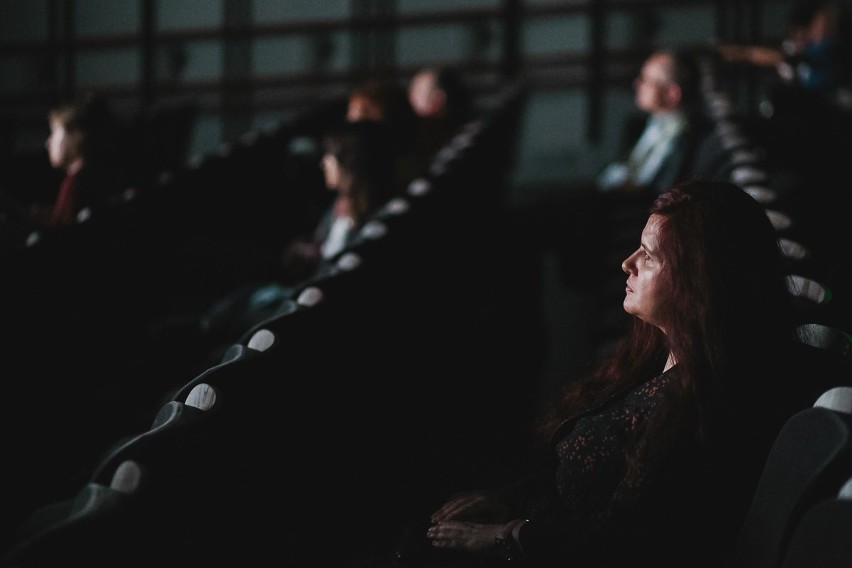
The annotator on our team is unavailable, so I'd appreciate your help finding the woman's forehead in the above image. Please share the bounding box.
[642,214,666,242]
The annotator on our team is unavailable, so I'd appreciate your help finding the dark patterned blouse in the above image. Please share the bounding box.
[498,367,735,568]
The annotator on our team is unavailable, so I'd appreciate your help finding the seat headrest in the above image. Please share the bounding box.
[185,382,217,411]
[787,275,830,304]
[814,386,852,415]
[297,286,323,307]
[247,328,276,351]
[111,460,144,493]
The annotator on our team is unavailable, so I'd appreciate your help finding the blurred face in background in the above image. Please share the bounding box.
[346,94,385,122]
[45,118,84,172]
[633,52,680,114]
[408,70,445,117]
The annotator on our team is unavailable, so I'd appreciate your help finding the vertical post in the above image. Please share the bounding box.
[140,0,156,109]
[352,0,370,78]
[62,0,76,99]
[746,0,764,110]
[351,0,396,80]
[377,0,396,78]
[587,0,604,142]
[46,0,60,101]
[501,0,520,80]
[222,0,253,141]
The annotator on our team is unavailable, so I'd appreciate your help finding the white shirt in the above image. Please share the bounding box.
[320,215,355,259]
[597,110,688,191]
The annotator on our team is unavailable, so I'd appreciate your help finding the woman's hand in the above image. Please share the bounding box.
[430,491,509,524]
[426,520,512,555]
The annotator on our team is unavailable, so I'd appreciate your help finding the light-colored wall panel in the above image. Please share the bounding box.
[253,0,349,20]
[655,6,717,44]
[397,0,499,14]
[0,0,49,41]
[76,0,139,36]
[523,14,589,54]
[512,89,586,185]
[512,87,640,187]
[605,11,659,50]
[0,57,49,94]
[157,0,224,31]
[397,23,490,65]
[76,49,140,88]
[252,32,350,75]
[164,41,223,82]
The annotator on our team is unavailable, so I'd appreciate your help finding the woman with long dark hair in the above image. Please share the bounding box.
[415,180,799,568]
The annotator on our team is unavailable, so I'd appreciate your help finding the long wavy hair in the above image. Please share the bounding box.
[322,119,395,224]
[537,179,795,480]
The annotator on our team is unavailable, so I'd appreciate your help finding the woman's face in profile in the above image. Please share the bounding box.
[621,214,673,333]
[45,119,83,170]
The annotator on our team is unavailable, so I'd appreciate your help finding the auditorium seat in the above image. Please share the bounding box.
[788,274,832,304]
[796,324,852,362]
[778,238,811,264]
[743,185,778,205]
[780,475,852,568]
[766,209,794,233]
[721,396,852,568]
[0,460,146,568]
[814,386,852,414]
[168,327,278,404]
[89,382,219,486]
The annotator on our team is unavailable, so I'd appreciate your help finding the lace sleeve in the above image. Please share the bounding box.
[553,372,674,530]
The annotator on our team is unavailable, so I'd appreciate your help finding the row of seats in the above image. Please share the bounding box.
[3,58,850,566]
[698,54,852,568]
[0,100,357,543]
[0,80,534,567]
[721,385,852,568]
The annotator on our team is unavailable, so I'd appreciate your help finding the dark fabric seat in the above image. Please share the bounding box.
[0,460,146,568]
[721,398,852,568]
[780,476,852,568]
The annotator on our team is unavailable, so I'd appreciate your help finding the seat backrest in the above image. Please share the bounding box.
[788,275,834,326]
[168,329,276,403]
[778,239,811,263]
[730,165,768,187]
[766,209,794,232]
[724,403,852,568]
[784,326,852,407]
[245,327,276,352]
[796,324,852,356]
[0,460,145,567]
[813,386,852,414]
[743,185,778,205]
[780,475,852,568]
[787,275,832,305]
[88,384,218,485]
